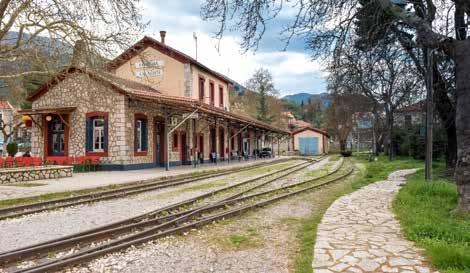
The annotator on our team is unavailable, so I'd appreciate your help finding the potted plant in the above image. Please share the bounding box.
[6,142,18,157]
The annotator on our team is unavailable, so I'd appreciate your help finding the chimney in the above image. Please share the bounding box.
[160,30,166,44]
[70,39,88,68]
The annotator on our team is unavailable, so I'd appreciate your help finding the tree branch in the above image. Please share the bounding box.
[375,0,456,55]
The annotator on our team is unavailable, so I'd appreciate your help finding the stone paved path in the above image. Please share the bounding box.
[313,169,439,273]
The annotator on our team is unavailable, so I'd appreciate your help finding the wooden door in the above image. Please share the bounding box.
[180,132,187,164]
[154,119,165,166]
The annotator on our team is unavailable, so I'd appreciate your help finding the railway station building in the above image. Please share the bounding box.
[20,33,291,170]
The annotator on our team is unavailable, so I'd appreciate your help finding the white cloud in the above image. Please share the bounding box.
[137,0,328,96]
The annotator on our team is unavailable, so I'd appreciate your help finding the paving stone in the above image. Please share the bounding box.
[357,259,380,272]
[416,266,431,273]
[312,169,440,273]
[389,257,418,267]
[381,265,399,272]
[330,249,350,261]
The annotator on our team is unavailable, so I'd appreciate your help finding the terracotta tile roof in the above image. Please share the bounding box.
[398,100,425,113]
[292,126,329,138]
[126,89,288,134]
[282,112,295,119]
[0,101,12,110]
[27,67,289,134]
[27,67,161,101]
[106,36,233,85]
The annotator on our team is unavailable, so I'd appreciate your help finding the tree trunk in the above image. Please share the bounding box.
[339,139,347,152]
[454,40,470,212]
[433,64,458,168]
[386,111,394,161]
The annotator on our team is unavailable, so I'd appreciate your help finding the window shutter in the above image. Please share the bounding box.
[86,118,93,152]
[134,119,138,152]
[104,117,109,152]
[142,119,148,151]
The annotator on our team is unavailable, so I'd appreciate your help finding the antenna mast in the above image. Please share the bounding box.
[193,32,198,60]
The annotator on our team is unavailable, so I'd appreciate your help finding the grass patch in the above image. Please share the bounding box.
[280,217,301,226]
[293,156,425,273]
[214,227,262,250]
[3,183,46,187]
[176,181,227,193]
[241,161,299,177]
[0,183,127,208]
[351,155,423,190]
[304,156,343,179]
[393,169,470,273]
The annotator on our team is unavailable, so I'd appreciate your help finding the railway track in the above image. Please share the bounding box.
[0,158,323,267]
[0,157,309,221]
[0,157,354,273]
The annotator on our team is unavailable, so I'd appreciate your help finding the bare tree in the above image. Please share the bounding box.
[201,0,470,212]
[331,43,422,160]
[326,92,372,152]
[0,112,22,155]
[245,68,279,123]
[0,0,146,81]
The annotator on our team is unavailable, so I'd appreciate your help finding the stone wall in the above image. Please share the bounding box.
[31,74,127,164]
[0,165,73,184]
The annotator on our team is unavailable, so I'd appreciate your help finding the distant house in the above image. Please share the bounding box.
[396,101,426,127]
[291,126,330,156]
[281,111,313,130]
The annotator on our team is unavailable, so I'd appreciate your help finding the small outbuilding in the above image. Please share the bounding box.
[291,126,329,156]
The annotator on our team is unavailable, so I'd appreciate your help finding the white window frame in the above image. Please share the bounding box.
[136,119,143,152]
[92,118,105,152]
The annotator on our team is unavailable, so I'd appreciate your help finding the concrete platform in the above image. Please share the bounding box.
[0,157,286,201]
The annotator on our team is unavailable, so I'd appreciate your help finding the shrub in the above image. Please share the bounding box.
[6,142,18,157]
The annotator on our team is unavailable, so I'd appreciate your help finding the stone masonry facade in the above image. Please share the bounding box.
[31,74,127,165]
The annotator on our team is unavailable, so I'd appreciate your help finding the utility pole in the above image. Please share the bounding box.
[425,47,434,181]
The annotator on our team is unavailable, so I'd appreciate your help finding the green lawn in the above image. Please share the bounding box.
[394,169,470,273]
[294,155,424,273]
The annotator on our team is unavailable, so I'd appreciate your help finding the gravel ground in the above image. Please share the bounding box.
[63,158,352,273]
[0,160,304,253]
[250,157,341,193]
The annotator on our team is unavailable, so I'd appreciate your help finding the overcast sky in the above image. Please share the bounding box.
[139,0,327,97]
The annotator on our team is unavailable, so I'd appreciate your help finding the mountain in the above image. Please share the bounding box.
[283,92,330,108]
[283,93,312,104]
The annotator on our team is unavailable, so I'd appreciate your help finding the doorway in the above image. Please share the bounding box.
[46,115,68,156]
[180,132,187,164]
[154,118,165,167]
[219,128,225,160]
[243,138,250,157]
[199,134,204,163]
